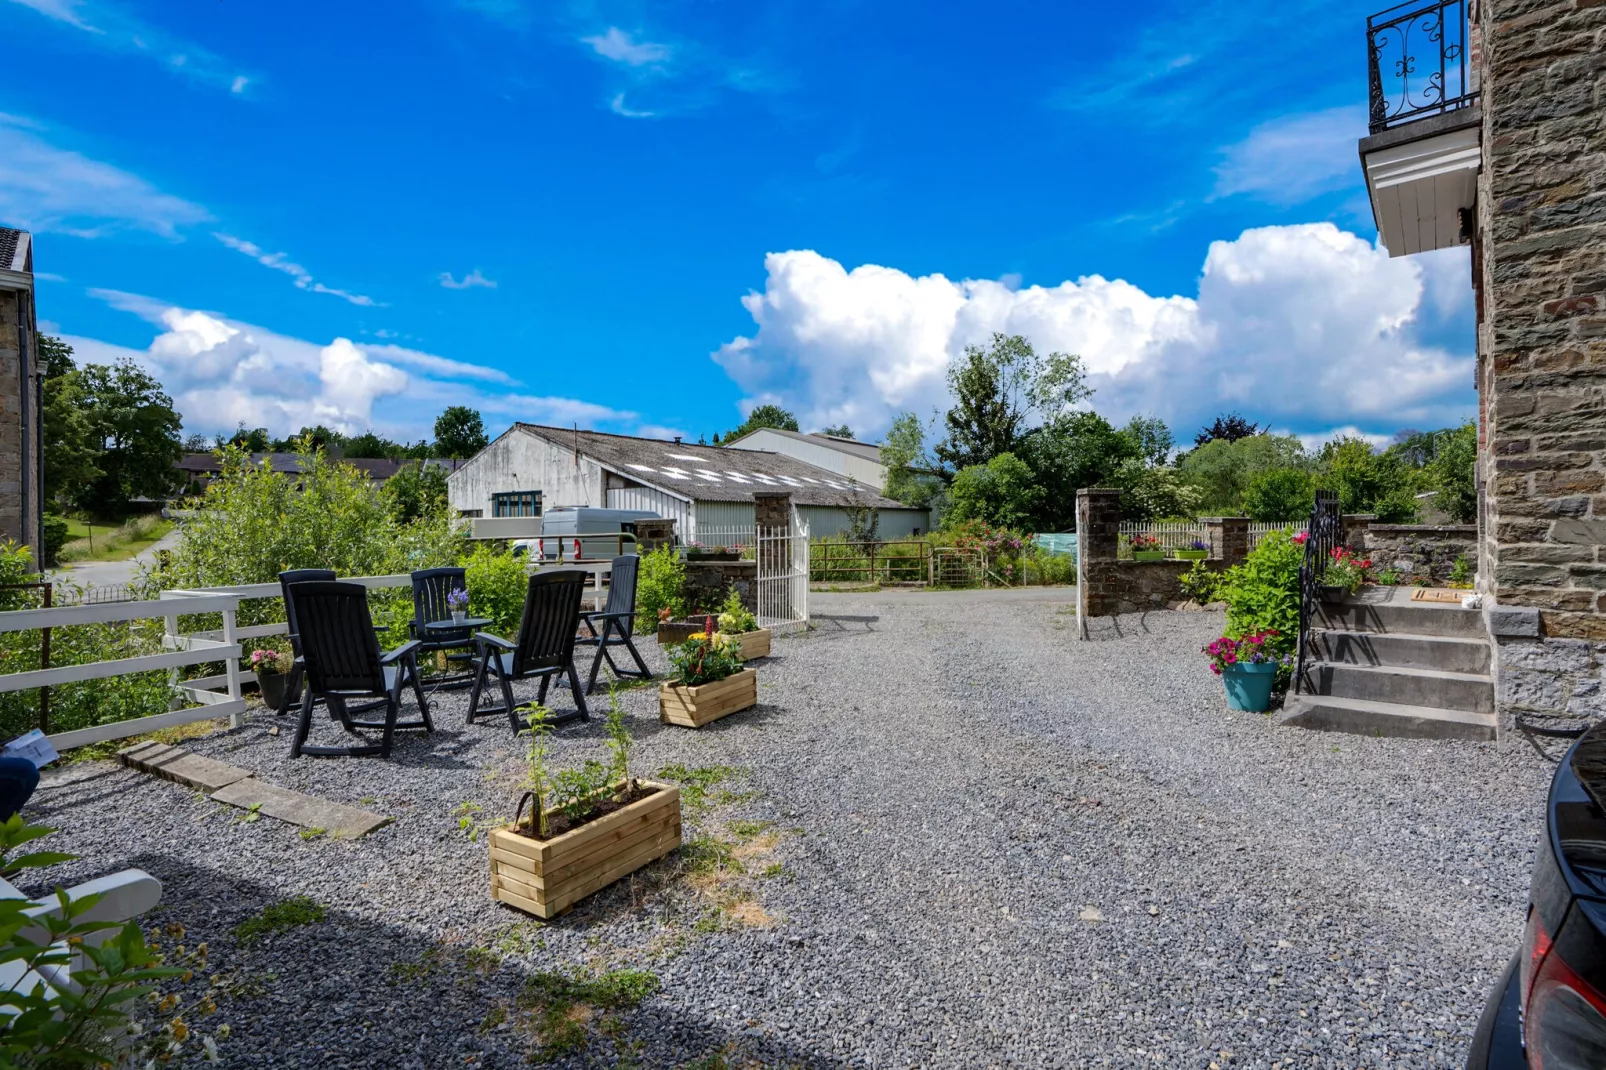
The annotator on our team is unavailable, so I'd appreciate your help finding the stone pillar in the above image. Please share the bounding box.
[1075,489,1120,561]
[753,491,792,534]
[1341,514,1375,553]
[753,491,792,579]
[1202,517,1249,567]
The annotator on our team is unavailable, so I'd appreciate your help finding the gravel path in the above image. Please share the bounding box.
[27,588,1554,1068]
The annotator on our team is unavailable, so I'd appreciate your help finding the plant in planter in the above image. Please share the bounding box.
[714,585,770,660]
[489,696,681,919]
[446,585,470,623]
[1203,631,1291,713]
[1129,533,1166,562]
[249,647,294,709]
[1173,539,1209,561]
[685,542,738,562]
[659,618,757,728]
[1321,546,1371,596]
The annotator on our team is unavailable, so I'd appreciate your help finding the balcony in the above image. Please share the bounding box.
[1359,0,1482,258]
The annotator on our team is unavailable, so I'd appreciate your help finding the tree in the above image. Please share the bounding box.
[1110,460,1202,522]
[1122,415,1174,466]
[1427,420,1477,523]
[222,425,272,452]
[433,406,489,459]
[344,431,406,458]
[76,358,183,514]
[1316,436,1419,522]
[1195,412,1263,447]
[934,334,1091,473]
[383,460,450,523]
[820,424,853,439]
[1242,467,1315,521]
[37,337,100,512]
[945,453,1041,531]
[271,425,343,452]
[1178,434,1305,515]
[182,433,211,452]
[725,404,799,443]
[881,413,945,509]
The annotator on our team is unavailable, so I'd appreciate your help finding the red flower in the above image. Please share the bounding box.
[1293,532,1309,545]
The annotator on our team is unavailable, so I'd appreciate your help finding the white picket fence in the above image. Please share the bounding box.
[1118,520,1299,552]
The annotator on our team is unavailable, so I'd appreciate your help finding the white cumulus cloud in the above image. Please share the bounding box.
[713,223,1474,442]
[582,27,670,66]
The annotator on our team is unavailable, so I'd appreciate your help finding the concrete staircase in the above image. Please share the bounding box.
[1279,586,1496,741]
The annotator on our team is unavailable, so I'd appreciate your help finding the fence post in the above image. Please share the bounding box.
[164,608,183,711]
[222,603,243,728]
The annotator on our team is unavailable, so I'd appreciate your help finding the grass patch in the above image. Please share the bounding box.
[518,966,660,1059]
[656,764,745,816]
[57,513,171,564]
[298,827,326,841]
[233,895,325,945]
[63,716,228,765]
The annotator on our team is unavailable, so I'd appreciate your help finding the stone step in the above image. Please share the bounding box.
[1314,598,1486,639]
[1278,694,1497,741]
[1311,629,1491,674]
[1307,661,1495,713]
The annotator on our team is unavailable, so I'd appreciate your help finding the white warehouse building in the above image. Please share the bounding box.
[447,424,930,541]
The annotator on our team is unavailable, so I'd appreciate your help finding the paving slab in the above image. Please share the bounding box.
[210,778,391,839]
[117,742,254,793]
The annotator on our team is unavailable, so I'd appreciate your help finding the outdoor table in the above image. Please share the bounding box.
[421,617,492,690]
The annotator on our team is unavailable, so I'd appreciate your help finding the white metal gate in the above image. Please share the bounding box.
[755,518,809,634]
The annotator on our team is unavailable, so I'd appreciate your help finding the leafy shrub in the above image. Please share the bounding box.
[1242,467,1314,521]
[666,630,743,686]
[1217,527,1302,654]
[39,515,69,568]
[1450,553,1472,586]
[1020,544,1077,586]
[635,545,685,632]
[715,586,757,634]
[1178,561,1222,604]
[463,543,530,637]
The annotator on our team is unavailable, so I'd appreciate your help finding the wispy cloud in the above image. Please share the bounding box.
[6,0,256,95]
[213,233,382,307]
[1212,105,1367,205]
[438,268,497,290]
[0,114,210,237]
[609,93,655,119]
[361,343,514,384]
[582,27,671,67]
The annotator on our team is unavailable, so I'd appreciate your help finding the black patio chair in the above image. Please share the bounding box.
[575,554,652,694]
[289,581,433,759]
[409,567,476,676]
[273,568,336,715]
[467,570,589,730]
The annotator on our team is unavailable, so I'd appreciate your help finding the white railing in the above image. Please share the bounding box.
[692,527,756,557]
[1118,521,1207,551]
[754,523,809,634]
[1248,521,1295,548]
[0,594,247,752]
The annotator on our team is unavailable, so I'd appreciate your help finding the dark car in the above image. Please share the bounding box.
[1466,724,1606,1068]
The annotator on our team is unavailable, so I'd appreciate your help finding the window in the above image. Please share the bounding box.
[492,490,541,518]
[458,509,483,519]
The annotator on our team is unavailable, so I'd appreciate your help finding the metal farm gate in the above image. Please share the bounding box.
[755,518,810,634]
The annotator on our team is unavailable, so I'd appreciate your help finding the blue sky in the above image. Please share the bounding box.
[1,0,1476,450]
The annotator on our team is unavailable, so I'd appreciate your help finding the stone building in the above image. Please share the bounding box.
[0,228,40,563]
[1359,0,1606,726]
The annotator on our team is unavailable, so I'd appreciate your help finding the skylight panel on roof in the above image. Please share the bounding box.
[627,464,654,472]
[659,471,689,480]
[753,474,777,484]
[665,452,701,461]
[696,472,721,482]
[824,480,845,489]
[779,476,802,486]
[724,472,751,483]
[800,477,821,484]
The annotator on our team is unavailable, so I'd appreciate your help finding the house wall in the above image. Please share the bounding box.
[797,505,929,540]
[727,429,887,490]
[1475,0,1606,724]
[608,484,694,538]
[0,287,38,562]
[447,429,606,517]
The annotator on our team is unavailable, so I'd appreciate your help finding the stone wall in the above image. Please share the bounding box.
[682,560,756,614]
[1078,490,1238,617]
[1474,0,1606,723]
[0,287,37,560]
[1365,524,1479,585]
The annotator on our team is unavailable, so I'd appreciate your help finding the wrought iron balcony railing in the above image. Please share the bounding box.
[1367,0,1478,134]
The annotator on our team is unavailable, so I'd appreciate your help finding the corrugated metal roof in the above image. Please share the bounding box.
[516,424,910,508]
[726,426,884,463]
[0,228,22,273]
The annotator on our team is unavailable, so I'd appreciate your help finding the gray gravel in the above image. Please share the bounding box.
[27,588,1554,1068]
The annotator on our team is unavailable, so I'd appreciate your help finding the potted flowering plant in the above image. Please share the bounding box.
[1203,631,1290,712]
[714,585,769,660]
[1130,533,1166,562]
[1321,547,1371,599]
[250,648,294,709]
[1173,539,1209,561]
[659,616,756,728]
[685,541,739,563]
[446,586,471,624]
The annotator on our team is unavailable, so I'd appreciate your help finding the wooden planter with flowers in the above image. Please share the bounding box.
[490,698,681,919]
[659,620,757,728]
[711,585,770,661]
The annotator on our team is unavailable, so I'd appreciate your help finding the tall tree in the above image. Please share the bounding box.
[223,425,273,452]
[725,404,799,442]
[934,333,1090,473]
[1015,411,1136,531]
[1121,415,1174,466]
[819,424,853,439]
[271,425,343,452]
[433,406,489,459]
[77,358,183,513]
[881,412,944,509]
[1427,420,1477,523]
[37,336,101,511]
[344,430,406,458]
[1194,412,1263,447]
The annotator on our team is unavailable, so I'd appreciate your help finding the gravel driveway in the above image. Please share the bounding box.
[27,588,1554,1068]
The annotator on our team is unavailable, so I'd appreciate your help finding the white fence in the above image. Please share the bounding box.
[755,524,809,634]
[1118,520,1301,552]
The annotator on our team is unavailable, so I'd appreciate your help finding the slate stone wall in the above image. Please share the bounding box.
[1365,525,1479,585]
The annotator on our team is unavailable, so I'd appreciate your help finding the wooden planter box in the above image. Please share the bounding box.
[659,668,757,728]
[489,781,681,920]
[720,628,771,660]
[657,620,703,646]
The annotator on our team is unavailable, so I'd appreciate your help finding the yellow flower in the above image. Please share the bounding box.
[170,1017,189,1042]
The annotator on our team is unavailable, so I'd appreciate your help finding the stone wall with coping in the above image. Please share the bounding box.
[0,288,38,559]
[1473,0,1606,725]
[1080,491,1239,616]
[1364,524,1479,586]
[682,560,756,614]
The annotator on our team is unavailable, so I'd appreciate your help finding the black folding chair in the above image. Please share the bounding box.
[576,554,652,694]
[273,568,335,716]
[467,570,589,730]
[409,567,476,682]
[289,581,432,759]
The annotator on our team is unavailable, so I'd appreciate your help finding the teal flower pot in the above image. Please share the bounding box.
[1221,662,1277,712]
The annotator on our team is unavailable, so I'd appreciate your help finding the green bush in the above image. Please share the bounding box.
[39,515,69,568]
[1217,528,1302,654]
[1242,468,1314,521]
[1178,560,1222,604]
[635,545,685,632]
[463,543,531,637]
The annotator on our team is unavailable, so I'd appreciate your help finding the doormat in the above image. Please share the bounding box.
[1410,588,1467,604]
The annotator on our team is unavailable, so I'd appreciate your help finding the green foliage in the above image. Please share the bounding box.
[1321,547,1370,594]
[550,759,616,824]
[819,424,853,439]
[1014,411,1139,531]
[462,543,529,638]
[1450,553,1472,586]
[655,764,743,816]
[604,688,633,785]
[39,515,69,568]
[945,452,1040,530]
[1194,412,1262,446]
[1242,467,1315,521]
[75,357,184,514]
[225,424,274,451]
[383,460,450,524]
[433,405,489,459]
[1178,434,1306,516]
[1178,560,1223,604]
[233,896,326,945]
[1217,528,1302,653]
[724,403,799,443]
[634,545,686,632]
[715,586,756,634]
[521,966,660,1059]
[1318,437,1420,522]
[935,333,1091,472]
[521,704,553,838]
[1428,420,1477,523]
[1122,415,1175,465]
[1110,459,1201,522]
[881,413,946,510]
[666,631,744,686]
[38,338,101,513]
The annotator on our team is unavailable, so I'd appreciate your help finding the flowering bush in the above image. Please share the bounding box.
[1187,539,1209,552]
[1202,631,1290,675]
[1216,527,1302,654]
[249,648,292,676]
[1129,533,1163,552]
[1292,531,1310,546]
[715,586,757,635]
[1322,547,1371,593]
[666,617,744,686]
[446,586,470,612]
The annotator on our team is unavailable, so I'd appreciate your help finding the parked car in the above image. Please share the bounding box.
[1465,723,1606,1068]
